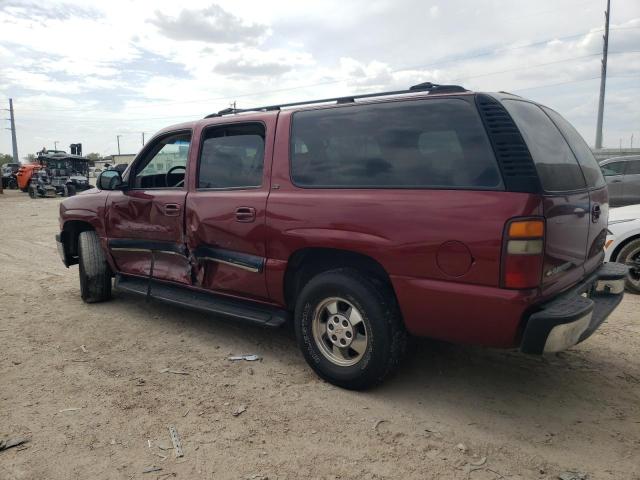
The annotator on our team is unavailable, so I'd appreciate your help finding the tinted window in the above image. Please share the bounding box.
[133,133,190,189]
[626,160,640,175]
[601,161,626,176]
[198,124,264,189]
[290,99,502,189]
[543,107,605,188]
[503,100,586,192]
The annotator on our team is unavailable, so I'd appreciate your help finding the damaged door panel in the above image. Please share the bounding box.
[184,120,273,300]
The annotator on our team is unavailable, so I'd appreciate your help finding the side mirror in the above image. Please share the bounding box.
[97,170,125,190]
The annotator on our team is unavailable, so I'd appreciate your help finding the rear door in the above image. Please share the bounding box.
[184,117,276,301]
[622,159,640,206]
[542,107,608,277]
[502,100,593,296]
[105,131,191,284]
[600,160,627,206]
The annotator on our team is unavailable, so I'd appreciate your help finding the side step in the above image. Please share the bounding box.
[115,275,289,328]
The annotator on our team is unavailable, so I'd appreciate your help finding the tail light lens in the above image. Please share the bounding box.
[502,218,545,289]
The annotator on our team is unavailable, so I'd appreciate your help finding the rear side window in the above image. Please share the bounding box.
[542,107,605,189]
[601,161,626,176]
[627,160,640,175]
[503,100,586,192]
[198,123,264,189]
[290,99,503,189]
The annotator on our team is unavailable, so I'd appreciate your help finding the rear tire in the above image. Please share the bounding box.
[78,230,112,303]
[28,186,37,198]
[294,268,407,390]
[616,239,640,294]
[66,184,76,196]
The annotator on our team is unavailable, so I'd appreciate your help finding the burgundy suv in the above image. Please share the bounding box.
[56,82,627,389]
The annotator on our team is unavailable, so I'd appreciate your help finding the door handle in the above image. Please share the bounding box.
[163,203,181,216]
[235,207,256,223]
[610,179,622,183]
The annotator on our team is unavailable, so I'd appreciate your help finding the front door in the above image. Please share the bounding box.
[185,118,276,301]
[105,131,191,284]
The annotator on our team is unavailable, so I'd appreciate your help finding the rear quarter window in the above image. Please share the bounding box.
[290,98,503,189]
[502,100,586,192]
[542,107,605,189]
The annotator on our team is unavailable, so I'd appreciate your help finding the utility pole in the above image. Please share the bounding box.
[8,99,19,164]
[53,140,59,150]
[594,0,610,149]
[141,132,146,147]
[116,135,122,155]
[1,98,19,194]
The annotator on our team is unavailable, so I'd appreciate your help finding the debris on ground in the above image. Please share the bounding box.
[80,345,88,353]
[168,425,183,458]
[227,354,261,362]
[159,368,189,375]
[373,419,386,431]
[142,465,162,473]
[232,405,247,417]
[0,437,29,452]
[456,443,468,453]
[156,441,172,451]
[58,407,81,412]
[558,472,588,480]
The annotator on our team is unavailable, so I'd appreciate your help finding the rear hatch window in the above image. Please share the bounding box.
[290,98,503,189]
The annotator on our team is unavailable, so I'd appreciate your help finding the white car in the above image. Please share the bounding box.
[605,204,640,293]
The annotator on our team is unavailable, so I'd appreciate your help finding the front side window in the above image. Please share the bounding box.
[198,124,264,189]
[132,133,190,189]
[290,99,503,189]
[503,100,586,192]
[601,161,626,176]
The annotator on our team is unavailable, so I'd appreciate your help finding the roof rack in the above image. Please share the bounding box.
[204,82,467,118]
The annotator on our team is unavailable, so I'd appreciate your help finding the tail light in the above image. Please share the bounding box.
[502,218,545,289]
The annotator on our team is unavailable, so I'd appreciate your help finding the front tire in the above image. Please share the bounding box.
[617,239,640,294]
[78,230,112,303]
[28,186,37,198]
[294,268,407,390]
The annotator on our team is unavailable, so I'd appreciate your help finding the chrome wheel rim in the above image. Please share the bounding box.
[311,297,368,367]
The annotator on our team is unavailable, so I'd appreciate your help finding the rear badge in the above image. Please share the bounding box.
[545,262,573,277]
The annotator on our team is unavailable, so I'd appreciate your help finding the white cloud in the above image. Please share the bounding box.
[0,0,639,156]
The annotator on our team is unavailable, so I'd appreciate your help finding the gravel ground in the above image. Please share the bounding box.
[1,189,639,480]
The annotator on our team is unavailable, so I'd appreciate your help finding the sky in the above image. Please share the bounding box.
[0,0,639,159]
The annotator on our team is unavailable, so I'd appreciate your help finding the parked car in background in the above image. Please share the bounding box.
[1,162,20,189]
[600,155,640,207]
[56,83,627,389]
[605,204,640,293]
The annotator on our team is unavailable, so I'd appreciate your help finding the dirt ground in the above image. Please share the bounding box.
[0,189,639,480]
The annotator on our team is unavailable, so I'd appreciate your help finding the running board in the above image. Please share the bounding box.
[115,275,289,328]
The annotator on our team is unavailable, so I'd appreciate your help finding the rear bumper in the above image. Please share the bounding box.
[520,262,627,354]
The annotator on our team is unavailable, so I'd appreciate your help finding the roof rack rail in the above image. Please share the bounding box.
[204,82,468,118]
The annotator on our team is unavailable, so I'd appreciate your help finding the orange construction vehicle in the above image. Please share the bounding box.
[15,164,42,192]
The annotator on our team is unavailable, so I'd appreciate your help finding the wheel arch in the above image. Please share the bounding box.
[283,247,398,311]
[611,233,640,262]
[61,220,95,265]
